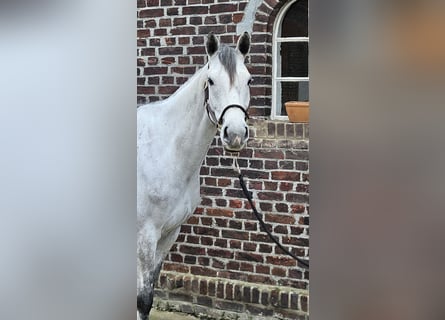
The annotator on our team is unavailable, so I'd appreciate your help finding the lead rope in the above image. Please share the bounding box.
[232,156,309,269]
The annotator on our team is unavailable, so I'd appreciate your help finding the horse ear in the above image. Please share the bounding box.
[206,32,219,57]
[237,32,250,56]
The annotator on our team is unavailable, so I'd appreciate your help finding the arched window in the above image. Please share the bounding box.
[272,0,309,119]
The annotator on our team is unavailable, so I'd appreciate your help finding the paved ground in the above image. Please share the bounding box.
[150,309,199,320]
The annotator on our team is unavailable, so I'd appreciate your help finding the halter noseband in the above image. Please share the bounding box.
[204,83,249,128]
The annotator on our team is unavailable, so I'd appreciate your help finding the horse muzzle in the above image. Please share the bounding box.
[221,123,249,152]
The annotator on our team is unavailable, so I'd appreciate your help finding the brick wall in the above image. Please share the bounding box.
[137,0,309,318]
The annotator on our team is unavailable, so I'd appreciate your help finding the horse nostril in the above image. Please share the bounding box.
[223,127,229,141]
[244,127,249,140]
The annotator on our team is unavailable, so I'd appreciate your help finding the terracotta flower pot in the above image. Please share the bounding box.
[285,101,309,123]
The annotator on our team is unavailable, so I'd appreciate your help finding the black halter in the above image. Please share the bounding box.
[204,83,249,127]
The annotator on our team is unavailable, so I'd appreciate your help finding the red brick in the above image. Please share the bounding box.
[146,0,159,5]
[183,6,208,15]
[137,86,155,94]
[139,8,164,18]
[215,198,227,207]
[161,76,175,84]
[256,264,270,274]
[236,252,263,263]
[274,225,288,234]
[172,66,196,74]
[159,47,183,55]
[161,57,175,65]
[243,170,269,180]
[222,229,249,240]
[171,26,196,35]
[258,192,283,201]
[266,256,297,267]
[296,183,309,193]
[137,58,145,66]
[285,150,309,160]
[265,213,295,224]
[191,266,217,277]
[187,46,206,55]
[180,245,205,255]
[200,236,213,246]
[208,248,233,259]
[204,16,217,24]
[198,25,226,35]
[298,216,309,225]
[233,12,244,23]
[290,226,304,235]
[200,217,212,226]
[254,150,284,159]
[271,171,300,181]
[216,282,224,298]
[271,267,286,277]
[247,274,273,284]
[144,66,168,74]
[265,160,278,169]
[199,280,208,295]
[264,181,278,191]
[214,218,227,228]
[178,56,190,64]
[186,235,199,244]
[149,38,160,46]
[193,226,219,236]
[290,204,305,213]
[147,57,158,65]
[137,39,146,47]
[275,203,289,213]
[259,202,272,212]
[286,193,309,203]
[240,262,254,272]
[206,208,233,217]
[227,261,240,271]
[244,221,257,231]
[137,29,150,38]
[301,296,309,312]
[243,242,257,252]
[154,28,167,36]
[163,262,189,273]
[219,14,232,24]
[158,86,178,94]
[200,186,222,196]
[141,47,155,56]
[209,3,237,13]
[190,16,202,25]
[229,240,241,249]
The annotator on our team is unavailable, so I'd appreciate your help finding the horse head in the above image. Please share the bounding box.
[205,32,251,152]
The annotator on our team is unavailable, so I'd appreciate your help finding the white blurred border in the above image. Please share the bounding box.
[0,1,135,320]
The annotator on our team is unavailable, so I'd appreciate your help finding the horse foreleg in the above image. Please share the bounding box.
[137,225,182,319]
[137,227,160,320]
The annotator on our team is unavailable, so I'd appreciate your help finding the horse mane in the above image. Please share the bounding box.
[218,45,237,86]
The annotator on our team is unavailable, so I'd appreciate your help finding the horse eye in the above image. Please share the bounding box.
[248,78,253,86]
[208,78,214,86]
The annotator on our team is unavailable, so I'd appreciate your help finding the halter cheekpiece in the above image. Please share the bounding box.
[204,81,249,128]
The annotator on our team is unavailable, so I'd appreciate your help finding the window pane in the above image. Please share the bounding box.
[280,42,308,77]
[280,81,309,116]
[281,0,308,37]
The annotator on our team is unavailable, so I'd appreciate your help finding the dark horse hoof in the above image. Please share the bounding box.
[137,292,152,320]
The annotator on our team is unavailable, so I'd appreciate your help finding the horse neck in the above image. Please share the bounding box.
[168,65,217,177]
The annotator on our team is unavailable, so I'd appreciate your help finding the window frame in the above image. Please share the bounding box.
[271,0,309,120]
